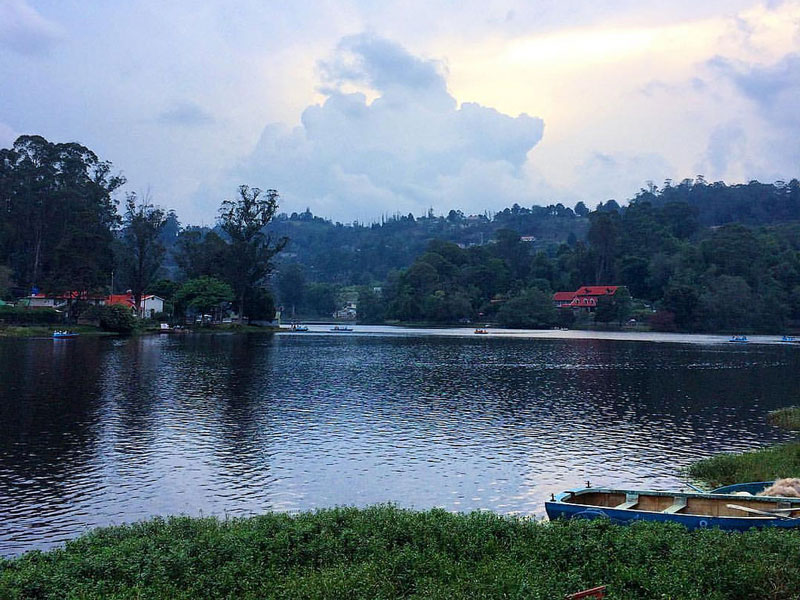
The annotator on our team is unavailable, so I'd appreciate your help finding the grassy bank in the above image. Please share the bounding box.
[767,407,800,431]
[0,325,115,337]
[685,442,800,488]
[3,506,800,599]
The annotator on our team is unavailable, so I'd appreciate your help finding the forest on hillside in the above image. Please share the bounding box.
[2,134,800,333]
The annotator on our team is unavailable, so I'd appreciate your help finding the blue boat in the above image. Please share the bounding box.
[729,335,748,343]
[52,331,79,339]
[545,484,800,531]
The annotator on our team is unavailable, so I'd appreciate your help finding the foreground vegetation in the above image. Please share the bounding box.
[686,442,800,488]
[3,505,800,599]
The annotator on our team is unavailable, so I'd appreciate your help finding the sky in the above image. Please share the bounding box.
[1,1,799,224]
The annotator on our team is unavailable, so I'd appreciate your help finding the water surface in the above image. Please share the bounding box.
[1,328,798,555]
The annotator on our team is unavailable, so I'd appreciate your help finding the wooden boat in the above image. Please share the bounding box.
[474,328,489,335]
[545,484,800,531]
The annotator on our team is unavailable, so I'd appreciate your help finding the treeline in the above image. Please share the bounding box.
[368,193,800,332]
[0,136,285,323]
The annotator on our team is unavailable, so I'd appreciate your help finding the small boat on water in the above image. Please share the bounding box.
[52,331,79,339]
[329,326,353,332]
[545,483,800,531]
[474,328,489,335]
[729,335,748,343]
[290,323,309,332]
[779,335,798,343]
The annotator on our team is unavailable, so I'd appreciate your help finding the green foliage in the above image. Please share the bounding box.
[116,192,168,310]
[174,277,234,315]
[767,407,800,431]
[83,304,136,333]
[218,185,287,318]
[686,442,800,487]
[0,135,123,295]
[496,288,556,328]
[0,306,61,324]
[4,506,800,599]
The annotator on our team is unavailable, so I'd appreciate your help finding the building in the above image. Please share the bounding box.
[552,286,622,310]
[106,293,165,318]
[23,292,105,308]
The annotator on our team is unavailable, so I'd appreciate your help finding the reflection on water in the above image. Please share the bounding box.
[1,331,798,555]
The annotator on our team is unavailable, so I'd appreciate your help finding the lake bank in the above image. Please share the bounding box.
[2,505,800,599]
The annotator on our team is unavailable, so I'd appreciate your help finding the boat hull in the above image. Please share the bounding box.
[545,486,800,532]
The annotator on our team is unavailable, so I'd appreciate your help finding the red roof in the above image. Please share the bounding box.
[106,294,136,308]
[553,292,576,302]
[574,286,619,296]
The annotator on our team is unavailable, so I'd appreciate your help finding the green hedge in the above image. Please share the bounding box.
[3,506,800,599]
[0,306,62,324]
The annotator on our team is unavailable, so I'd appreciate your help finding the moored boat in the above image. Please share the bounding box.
[545,484,800,531]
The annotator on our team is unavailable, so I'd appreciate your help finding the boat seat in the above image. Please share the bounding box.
[662,497,688,514]
[615,493,639,510]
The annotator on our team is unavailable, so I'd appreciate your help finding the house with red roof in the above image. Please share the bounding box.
[106,293,165,319]
[552,286,622,310]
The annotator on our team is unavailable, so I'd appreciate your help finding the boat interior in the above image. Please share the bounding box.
[561,490,800,518]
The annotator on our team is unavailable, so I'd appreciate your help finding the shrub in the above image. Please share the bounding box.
[0,306,61,324]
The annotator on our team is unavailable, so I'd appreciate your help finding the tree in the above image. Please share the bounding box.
[174,276,234,318]
[496,288,556,328]
[118,192,167,314]
[218,185,287,319]
[0,135,124,296]
[277,263,306,317]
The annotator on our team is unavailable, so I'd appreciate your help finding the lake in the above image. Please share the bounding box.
[1,327,798,556]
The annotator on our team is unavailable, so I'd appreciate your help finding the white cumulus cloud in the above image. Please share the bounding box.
[237,34,544,221]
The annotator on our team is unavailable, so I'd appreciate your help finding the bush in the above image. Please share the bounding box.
[84,304,137,333]
[0,306,62,324]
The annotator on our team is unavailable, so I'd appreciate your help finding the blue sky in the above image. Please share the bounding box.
[1,0,798,223]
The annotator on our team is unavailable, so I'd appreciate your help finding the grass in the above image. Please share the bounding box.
[685,442,800,488]
[3,506,800,599]
[767,407,800,431]
[0,324,115,337]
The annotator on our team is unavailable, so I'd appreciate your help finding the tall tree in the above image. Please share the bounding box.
[218,185,287,319]
[0,135,124,296]
[118,192,167,313]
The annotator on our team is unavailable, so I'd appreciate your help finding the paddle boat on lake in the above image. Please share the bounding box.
[545,482,800,531]
[290,323,309,332]
[52,330,79,339]
[729,335,748,343]
[474,328,489,335]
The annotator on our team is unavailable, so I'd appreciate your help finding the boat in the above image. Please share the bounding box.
[52,331,79,339]
[290,323,309,332]
[545,483,800,531]
[711,481,775,495]
[329,326,353,332]
[474,328,489,335]
[779,335,798,343]
[729,335,748,343]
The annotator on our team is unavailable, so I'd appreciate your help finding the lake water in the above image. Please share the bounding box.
[1,327,798,556]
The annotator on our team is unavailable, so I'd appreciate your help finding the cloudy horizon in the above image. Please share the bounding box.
[1,0,798,224]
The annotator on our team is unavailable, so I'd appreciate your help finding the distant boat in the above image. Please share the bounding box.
[329,326,353,332]
[780,335,798,343]
[290,324,309,332]
[52,331,79,339]
[474,328,489,335]
[545,483,800,531]
[729,335,748,343]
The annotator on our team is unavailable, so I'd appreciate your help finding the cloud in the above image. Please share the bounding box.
[0,0,63,56]
[238,34,544,220]
[157,102,216,126]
